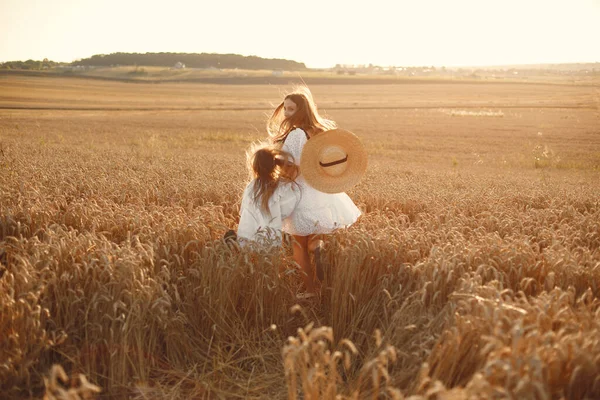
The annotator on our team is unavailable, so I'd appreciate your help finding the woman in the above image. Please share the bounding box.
[268,86,361,296]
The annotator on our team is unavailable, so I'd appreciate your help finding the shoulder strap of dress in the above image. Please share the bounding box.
[285,128,310,141]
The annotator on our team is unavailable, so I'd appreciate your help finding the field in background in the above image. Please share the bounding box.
[1,75,599,399]
[3,65,600,87]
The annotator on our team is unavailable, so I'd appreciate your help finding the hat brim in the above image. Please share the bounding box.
[300,129,368,194]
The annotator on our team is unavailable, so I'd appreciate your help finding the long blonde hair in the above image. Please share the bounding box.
[247,144,298,216]
[267,86,336,144]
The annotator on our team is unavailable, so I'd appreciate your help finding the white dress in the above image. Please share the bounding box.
[237,179,300,245]
[281,128,361,236]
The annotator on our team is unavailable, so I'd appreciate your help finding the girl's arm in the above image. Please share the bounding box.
[237,185,262,241]
[278,184,301,220]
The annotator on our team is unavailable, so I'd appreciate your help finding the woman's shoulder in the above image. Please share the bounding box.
[281,128,308,162]
[286,127,309,141]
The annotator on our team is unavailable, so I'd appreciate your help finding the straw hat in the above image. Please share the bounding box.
[300,129,367,194]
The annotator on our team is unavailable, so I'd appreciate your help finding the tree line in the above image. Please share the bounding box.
[0,59,66,70]
[0,53,307,71]
[73,52,306,70]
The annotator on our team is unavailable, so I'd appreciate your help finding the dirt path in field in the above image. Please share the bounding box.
[1,74,598,112]
[4,69,598,87]
[1,104,597,111]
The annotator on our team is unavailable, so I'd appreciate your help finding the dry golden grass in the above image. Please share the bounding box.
[1,75,599,399]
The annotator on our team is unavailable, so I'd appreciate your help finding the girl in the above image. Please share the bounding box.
[268,86,361,295]
[235,144,301,245]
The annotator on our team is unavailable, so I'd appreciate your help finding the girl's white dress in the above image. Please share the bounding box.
[281,128,361,236]
[237,180,300,245]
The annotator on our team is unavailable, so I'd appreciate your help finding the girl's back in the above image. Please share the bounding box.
[236,145,300,244]
[238,179,299,243]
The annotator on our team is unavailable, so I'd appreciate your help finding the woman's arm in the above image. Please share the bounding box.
[281,128,307,166]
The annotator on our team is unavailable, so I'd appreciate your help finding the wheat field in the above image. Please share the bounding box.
[1,75,600,399]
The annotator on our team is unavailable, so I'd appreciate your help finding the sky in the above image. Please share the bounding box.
[1,0,599,68]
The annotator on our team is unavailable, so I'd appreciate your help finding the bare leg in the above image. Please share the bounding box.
[292,235,316,293]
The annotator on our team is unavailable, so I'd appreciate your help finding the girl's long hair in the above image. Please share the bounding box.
[267,86,336,144]
[247,143,299,216]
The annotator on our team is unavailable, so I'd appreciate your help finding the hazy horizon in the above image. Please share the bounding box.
[2,0,599,68]
[1,50,599,70]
